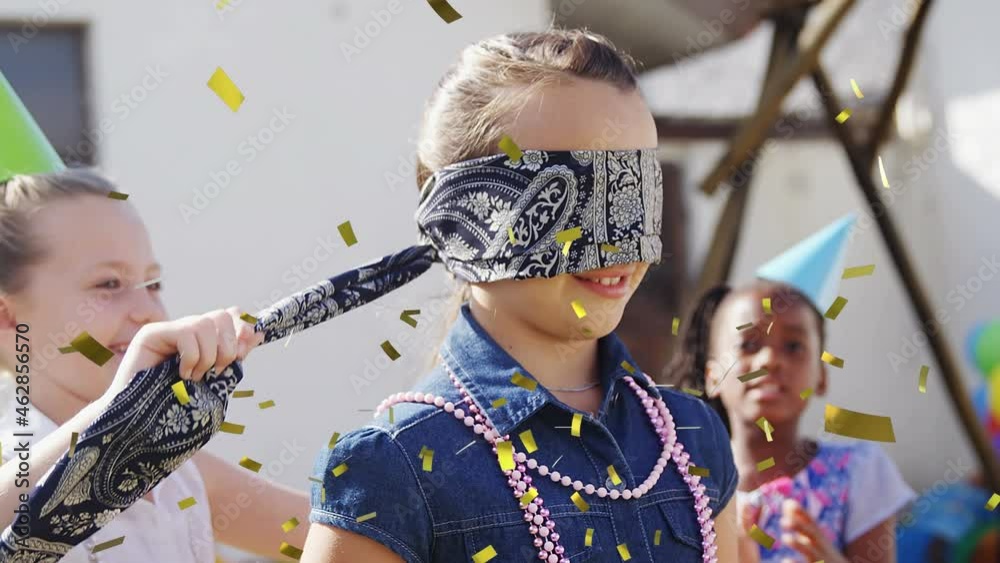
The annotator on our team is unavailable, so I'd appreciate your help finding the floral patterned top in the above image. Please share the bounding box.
[737,440,916,562]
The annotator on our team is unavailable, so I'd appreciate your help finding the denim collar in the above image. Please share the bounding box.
[439,303,654,437]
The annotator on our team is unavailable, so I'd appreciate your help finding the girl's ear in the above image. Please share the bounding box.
[704,360,722,398]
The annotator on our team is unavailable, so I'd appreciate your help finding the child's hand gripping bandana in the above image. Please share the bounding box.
[0,148,662,560]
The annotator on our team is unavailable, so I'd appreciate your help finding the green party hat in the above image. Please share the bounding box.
[0,70,65,183]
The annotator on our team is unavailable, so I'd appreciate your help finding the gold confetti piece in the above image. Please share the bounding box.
[338,221,358,247]
[178,496,197,510]
[92,536,125,553]
[307,476,323,484]
[617,543,632,561]
[357,512,377,523]
[519,430,539,454]
[654,529,661,546]
[756,417,774,442]
[472,545,497,563]
[681,387,704,397]
[491,398,507,408]
[320,486,326,503]
[766,321,774,335]
[207,67,245,112]
[585,528,594,547]
[332,462,349,477]
[918,365,929,393]
[821,351,845,368]
[762,298,772,315]
[240,312,258,324]
[562,240,572,256]
[171,381,190,405]
[233,389,254,398]
[736,322,753,331]
[258,399,276,409]
[418,445,429,459]
[498,135,523,163]
[496,440,515,471]
[399,309,421,328]
[689,465,710,478]
[555,227,583,244]
[608,465,622,486]
[738,368,768,383]
[215,0,230,9]
[388,406,394,424]
[987,493,1000,511]
[879,156,890,188]
[58,346,74,354]
[278,542,303,560]
[571,491,590,512]
[824,296,848,320]
[511,371,537,391]
[835,109,852,123]
[507,226,516,245]
[69,432,78,457]
[851,79,864,99]
[281,517,299,533]
[220,422,245,434]
[842,264,876,279]
[620,360,635,374]
[520,487,538,507]
[328,432,340,450]
[601,243,620,253]
[749,524,776,549]
[68,332,114,366]
[571,413,583,437]
[800,388,814,400]
[672,317,680,336]
[107,191,129,200]
[825,404,896,442]
[756,457,776,472]
[239,457,262,473]
[422,449,434,472]
[380,340,400,361]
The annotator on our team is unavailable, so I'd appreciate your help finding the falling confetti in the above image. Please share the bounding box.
[653,529,661,546]
[835,109,852,123]
[519,487,539,507]
[571,491,590,512]
[601,243,620,253]
[338,221,358,247]
[332,462,349,477]
[824,296,848,320]
[258,399,276,409]
[851,79,864,99]
[756,417,774,442]
[842,264,876,279]
[671,317,680,336]
[380,340,400,361]
[281,517,299,533]
[219,422,245,434]
[91,536,125,553]
[736,322,754,331]
[498,135,523,163]
[328,432,341,450]
[233,390,255,398]
[106,191,129,201]
[607,465,623,486]
[399,309,421,328]
[171,381,190,405]
[681,387,704,397]
[496,440,514,471]
[800,388,814,400]
[279,542,303,560]
[762,298,772,315]
[519,430,538,454]
[617,543,632,561]
[556,227,583,245]
[491,398,507,408]
[511,371,537,391]
[507,226,516,245]
[69,432,78,457]
[620,361,635,374]
[422,449,434,472]
[689,465,710,477]
[206,67,245,112]
[738,368,768,383]
[878,156,890,188]
[918,365,929,393]
[749,525,775,549]
[756,457,776,472]
[472,545,498,563]
[825,404,896,442]
[987,493,1000,511]
[178,497,197,510]
[64,332,114,366]
[571,413,583,437]
[356,512,377,523]
[585,528,594,547]
[239,457,262,473]
[240,312,258,324]
[571,300,587,319]
[426,0,462,23]
[821,351,845,368]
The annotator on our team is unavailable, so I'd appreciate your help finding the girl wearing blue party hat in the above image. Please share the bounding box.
[668,215,916,563]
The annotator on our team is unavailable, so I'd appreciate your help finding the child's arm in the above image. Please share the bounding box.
[715,500,759,562]
[844,516,896,563]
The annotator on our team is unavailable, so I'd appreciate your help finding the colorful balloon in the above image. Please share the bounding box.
[975,321,1000,377]
[968,322,988,369]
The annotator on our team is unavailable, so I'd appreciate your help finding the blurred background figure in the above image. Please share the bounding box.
[1,0,997,560]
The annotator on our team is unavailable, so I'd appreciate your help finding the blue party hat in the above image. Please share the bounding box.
[755,213,857,311]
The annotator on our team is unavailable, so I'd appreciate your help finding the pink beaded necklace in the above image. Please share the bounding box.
[375,370,718,562]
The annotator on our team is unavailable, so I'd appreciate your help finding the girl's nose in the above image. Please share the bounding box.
[128,286,167,325]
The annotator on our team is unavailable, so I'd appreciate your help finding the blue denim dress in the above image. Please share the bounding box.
[310,305,737,562]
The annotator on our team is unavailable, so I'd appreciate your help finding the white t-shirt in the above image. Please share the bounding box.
[0,385,216,563]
